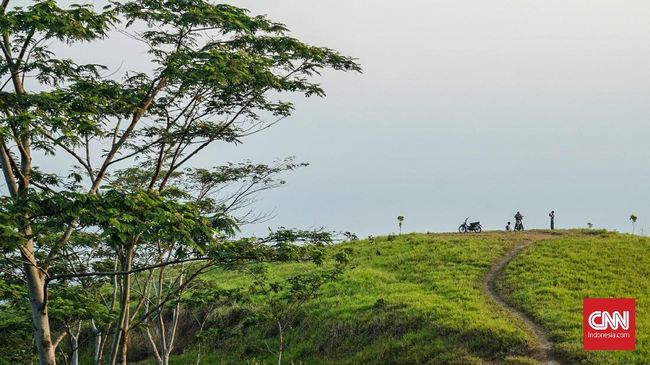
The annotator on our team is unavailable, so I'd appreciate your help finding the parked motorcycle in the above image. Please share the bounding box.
[514,220,524,231]
[459,217,482,233]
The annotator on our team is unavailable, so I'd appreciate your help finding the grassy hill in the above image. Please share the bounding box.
[497,230,650,364]
[135,230,649,365]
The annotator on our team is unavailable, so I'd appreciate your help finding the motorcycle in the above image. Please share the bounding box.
[514,219,524,231]
[459,217,482,233]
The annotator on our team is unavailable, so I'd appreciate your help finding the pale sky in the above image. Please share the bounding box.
[20,1,650,236]
[222,0,650,236]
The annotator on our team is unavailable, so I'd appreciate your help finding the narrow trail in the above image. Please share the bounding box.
[484,240,563,365]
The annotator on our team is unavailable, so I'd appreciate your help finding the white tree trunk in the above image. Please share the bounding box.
[24,237,58,365]
[69,321,82,365]
[91,320,102,365]
[277,321,283,365]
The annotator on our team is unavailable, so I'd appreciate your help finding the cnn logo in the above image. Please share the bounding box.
[588,310,629,330]
[583,298,635,351]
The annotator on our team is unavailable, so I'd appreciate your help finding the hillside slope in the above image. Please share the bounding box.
[137,230,648,365]
[497,230,650,365]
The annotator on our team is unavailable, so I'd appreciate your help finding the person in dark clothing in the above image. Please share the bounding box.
[549,210,555,230]
[514,211,524,231]
[506,222,511,231]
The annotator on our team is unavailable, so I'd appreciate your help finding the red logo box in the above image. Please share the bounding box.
[583,298,635,351]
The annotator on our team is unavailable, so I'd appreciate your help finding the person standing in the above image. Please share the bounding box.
[514,211,524,231]
[506,222,511,231]
[549,210,555,230]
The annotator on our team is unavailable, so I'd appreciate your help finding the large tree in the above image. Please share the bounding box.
[0,1,360,364]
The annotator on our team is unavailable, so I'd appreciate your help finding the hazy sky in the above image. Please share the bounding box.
[27,1,650,236]
[220,0,650,237]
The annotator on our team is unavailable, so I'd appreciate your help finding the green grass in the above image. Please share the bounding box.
[496,230,650,364]
[137,232,555,365]
[135,230,649,365]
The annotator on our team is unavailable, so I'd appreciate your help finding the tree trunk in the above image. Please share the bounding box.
[3,34,56,365]
[91,320,102,365]
[108,320,122,365]
[69,322,81,365]
[164,270,183,364]
[161,301,180,365]
[146,256,184,365]
[118,248,134,365]
[23,237,57,365]
[195,317,208,365]
[277,321,283,365]
[97,324,111,365]
[109,247,134,365]
[70,337,78,365]
[100,257,119,365]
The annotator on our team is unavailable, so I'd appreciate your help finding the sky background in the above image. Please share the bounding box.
[35,1,650,237]
[220,0,650,237]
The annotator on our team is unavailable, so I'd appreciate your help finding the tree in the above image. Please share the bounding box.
[180,282,246,365]
[587,222,593,229]
[248,245,351,365]
[630,214,638,234]
[397,215,404,235]
[0,277,35,364]
[0,1,360,364]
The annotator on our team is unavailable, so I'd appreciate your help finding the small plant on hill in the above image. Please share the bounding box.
[368,235,380,255]
[182,283,246,365]
[343,232,358,241]
[397,216,405,235]
[630,214,638,234]
[587,222,593,229]
[249,247,352,365]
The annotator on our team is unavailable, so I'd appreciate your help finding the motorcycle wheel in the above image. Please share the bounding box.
[459,225,467,233]
[475,226,482,233]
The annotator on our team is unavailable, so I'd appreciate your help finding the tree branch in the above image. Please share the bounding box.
[46,256,214,283]
[90,76,167,194]
[40,130,93,178]
[0,141,19,197]
[52,330,68,349]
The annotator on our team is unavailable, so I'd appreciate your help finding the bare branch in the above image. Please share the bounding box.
[46,256,215,283]
[40,131,94,178]
[52,330,68,349]
[90,76,167,194]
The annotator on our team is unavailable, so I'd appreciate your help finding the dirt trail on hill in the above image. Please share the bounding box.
[484,240,563,365]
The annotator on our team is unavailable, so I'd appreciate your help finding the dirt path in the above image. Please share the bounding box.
[484,240,562,365]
